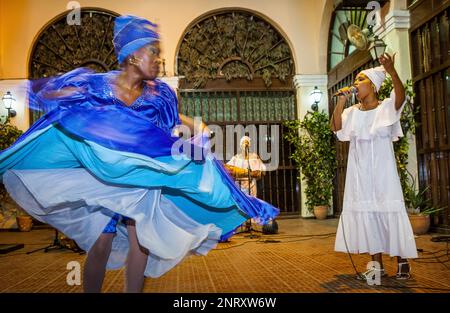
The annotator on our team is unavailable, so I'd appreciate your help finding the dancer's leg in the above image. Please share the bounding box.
[125,220,149,293]
[83,233,114,293]
[372,253,384,270]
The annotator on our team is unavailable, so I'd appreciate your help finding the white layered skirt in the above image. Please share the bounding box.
[4,168,222,277]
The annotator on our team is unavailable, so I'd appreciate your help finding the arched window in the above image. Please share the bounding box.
[176,9,294,88]
[328,8,368,70]
[28,8,119,123]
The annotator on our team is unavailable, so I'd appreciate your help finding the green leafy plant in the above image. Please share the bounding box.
[13,206,30,217]
[404,173,446,216]
[0,122,23,150]
[284,111,337,213]
[419,206,447,216]
[0,120,23,220]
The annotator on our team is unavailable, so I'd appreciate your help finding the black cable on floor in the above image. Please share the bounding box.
[413,242,450,269]
[0,251,30,258]
[215,232,336,250]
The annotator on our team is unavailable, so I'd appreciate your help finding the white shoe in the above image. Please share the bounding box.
[356,268,387,281]
[396,262,411,280]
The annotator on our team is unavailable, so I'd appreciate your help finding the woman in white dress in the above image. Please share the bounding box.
[331,53,417,280]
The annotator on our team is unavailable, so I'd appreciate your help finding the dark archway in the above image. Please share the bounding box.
[176,9,299,216]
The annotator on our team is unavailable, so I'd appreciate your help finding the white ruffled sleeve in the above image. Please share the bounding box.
[371,90,406,141]
[227,156,237,166]
[335,106,354,142]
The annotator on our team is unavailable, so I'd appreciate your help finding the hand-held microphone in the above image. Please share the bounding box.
[333,86,357,97]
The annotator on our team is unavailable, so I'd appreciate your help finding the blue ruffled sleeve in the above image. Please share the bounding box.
[28,68,97,113]
[134,80,181,134]
[156,81,182,130]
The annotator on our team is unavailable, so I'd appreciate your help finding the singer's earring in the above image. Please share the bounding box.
[129,57,142,66]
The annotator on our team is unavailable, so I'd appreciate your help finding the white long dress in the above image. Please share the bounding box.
[334,91,418,259]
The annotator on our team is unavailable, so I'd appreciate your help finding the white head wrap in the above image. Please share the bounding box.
[240,136,251,147]
[360,66,386,92]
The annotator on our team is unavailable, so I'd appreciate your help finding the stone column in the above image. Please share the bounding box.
[293,74,329,218]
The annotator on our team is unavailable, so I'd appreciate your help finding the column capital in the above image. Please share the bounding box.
[374,10,410,39]
[293,74,328,88]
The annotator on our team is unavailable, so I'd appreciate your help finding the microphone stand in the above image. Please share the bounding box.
[27,228,83,254]
[243,144,260,239]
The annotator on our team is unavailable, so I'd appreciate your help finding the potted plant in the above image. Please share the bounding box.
[404,176,445,235]
[15,208,33,232]
[285,111,337,219]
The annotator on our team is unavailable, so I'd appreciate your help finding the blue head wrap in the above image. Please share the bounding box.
[113,15,160,65]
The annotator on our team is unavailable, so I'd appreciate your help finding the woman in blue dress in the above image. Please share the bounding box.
[0,15,279,292]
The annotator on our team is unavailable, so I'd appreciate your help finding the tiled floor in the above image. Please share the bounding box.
[0,218,449,293]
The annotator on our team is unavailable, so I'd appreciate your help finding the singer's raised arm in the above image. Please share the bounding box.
[379,53,405,110]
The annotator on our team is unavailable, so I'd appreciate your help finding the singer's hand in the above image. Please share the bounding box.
[339,85,357,100]
[337,86,354,97]
[335,87,352,105]
[379,53,396,74]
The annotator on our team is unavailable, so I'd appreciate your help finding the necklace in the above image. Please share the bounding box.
[106,73,147,108]
[357,100,380,111]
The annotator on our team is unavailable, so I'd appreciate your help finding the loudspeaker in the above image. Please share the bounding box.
[262,219,278,234]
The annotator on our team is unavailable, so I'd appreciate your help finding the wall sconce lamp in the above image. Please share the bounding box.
[310,86,323,112]
[2,91,17,119]
[369,35,387,61]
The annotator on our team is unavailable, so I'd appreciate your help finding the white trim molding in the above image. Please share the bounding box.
[293,74,328,88]
[374,10,410,39]
[160,76,180,91]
